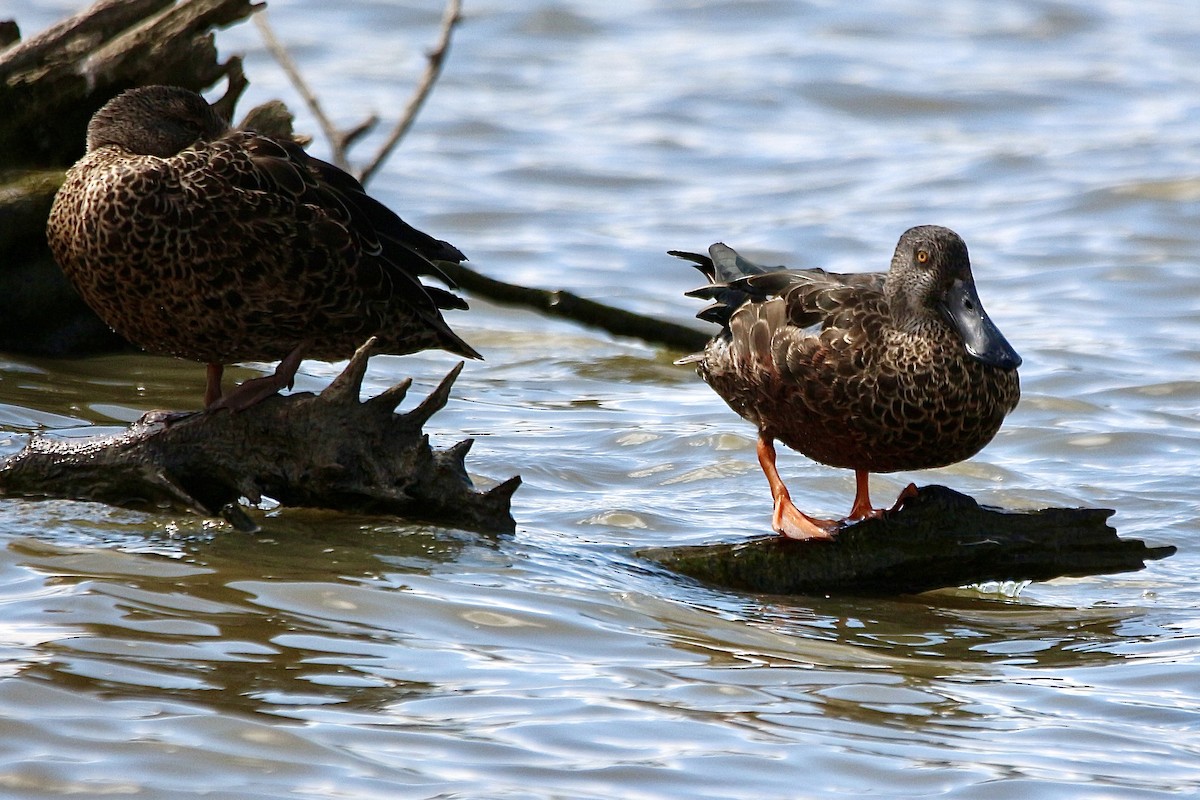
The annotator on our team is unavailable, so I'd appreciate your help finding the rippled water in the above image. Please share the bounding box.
[2,0,1200,797]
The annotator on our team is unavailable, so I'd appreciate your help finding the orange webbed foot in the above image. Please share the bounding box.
[757,434,839,541]
[207,344,307,412]
[889,483,919,512]
[772,496,838,541]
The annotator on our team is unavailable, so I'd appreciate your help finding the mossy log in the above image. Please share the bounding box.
[0,340,520,534]
[641,485,1175,596]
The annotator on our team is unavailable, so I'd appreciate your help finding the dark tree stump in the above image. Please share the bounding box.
[640,485,1175,596]
[0,340,519,534]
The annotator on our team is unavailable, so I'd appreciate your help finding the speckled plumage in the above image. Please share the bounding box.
[47,85,477,406]
[673,226,1021,538]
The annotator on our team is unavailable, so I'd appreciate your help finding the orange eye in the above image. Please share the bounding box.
[916,250,929,264]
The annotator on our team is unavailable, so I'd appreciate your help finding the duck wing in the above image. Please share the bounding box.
[675,243,885,331]
[237,132,469,306]
[206,129,479,359]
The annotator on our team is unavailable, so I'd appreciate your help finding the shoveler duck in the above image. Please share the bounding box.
[47,85,478,410]
[673,225,1021,540]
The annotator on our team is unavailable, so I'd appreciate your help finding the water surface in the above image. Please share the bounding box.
[1,0,1199,797]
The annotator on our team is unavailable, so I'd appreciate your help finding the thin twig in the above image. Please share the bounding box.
[253,10,349,170]
[340,113,379,152]
[357,0,462,186]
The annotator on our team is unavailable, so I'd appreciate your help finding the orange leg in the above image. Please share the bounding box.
[847,471,919,520]
[207,344,307,412]
[756,435,836,541]
[847,469,876,520]
[204,363,224,408]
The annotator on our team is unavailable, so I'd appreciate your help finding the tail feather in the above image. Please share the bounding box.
[673,243,786,329]
[708,243,780,282]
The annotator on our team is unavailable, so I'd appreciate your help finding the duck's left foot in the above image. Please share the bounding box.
[208,346,306,412]
[773,496,838,541]
[845,483,918,522]
[889,483,919,512]
[756,434,839,540]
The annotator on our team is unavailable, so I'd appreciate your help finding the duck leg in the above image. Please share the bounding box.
[756,435,836,541]
[207,344,308,412]
[847,470,877,520]
[204,364,224,408]
[847,471,919,521]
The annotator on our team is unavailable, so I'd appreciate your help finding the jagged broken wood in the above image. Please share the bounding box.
[640,485,1175,596]
[0,0,260,169]
[0,340,519,534]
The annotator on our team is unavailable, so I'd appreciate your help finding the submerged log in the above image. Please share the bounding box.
[0,340,519,534]
[641,485,1175,596]
[436,252,710,353]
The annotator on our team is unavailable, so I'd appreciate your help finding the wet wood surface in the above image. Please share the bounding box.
[641,485,1175,596]
[0,341,519,534]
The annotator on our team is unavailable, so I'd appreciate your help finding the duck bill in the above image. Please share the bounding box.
[941,278,1022,370]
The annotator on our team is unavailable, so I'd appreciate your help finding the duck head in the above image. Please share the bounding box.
[885,225,1022,371]
[86,85,229,157]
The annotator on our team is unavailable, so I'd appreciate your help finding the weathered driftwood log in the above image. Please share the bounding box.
[0,0,258,169]
[0,340,520,534]
[641,485,1175,596]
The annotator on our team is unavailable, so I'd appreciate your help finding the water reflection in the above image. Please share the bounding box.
[14,523,1170,715]
[3,0,1200,795]
[6,517,502,717]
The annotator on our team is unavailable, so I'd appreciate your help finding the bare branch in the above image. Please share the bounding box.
[339,112,380,152]
[436,260,711,353]
[357,0,462,185]
[253,9,349,169]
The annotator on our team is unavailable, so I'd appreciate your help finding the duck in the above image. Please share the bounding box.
[47,85,479,410]
[672,225,1021,540]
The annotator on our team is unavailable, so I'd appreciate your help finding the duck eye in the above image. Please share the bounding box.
[916,250,930,264]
